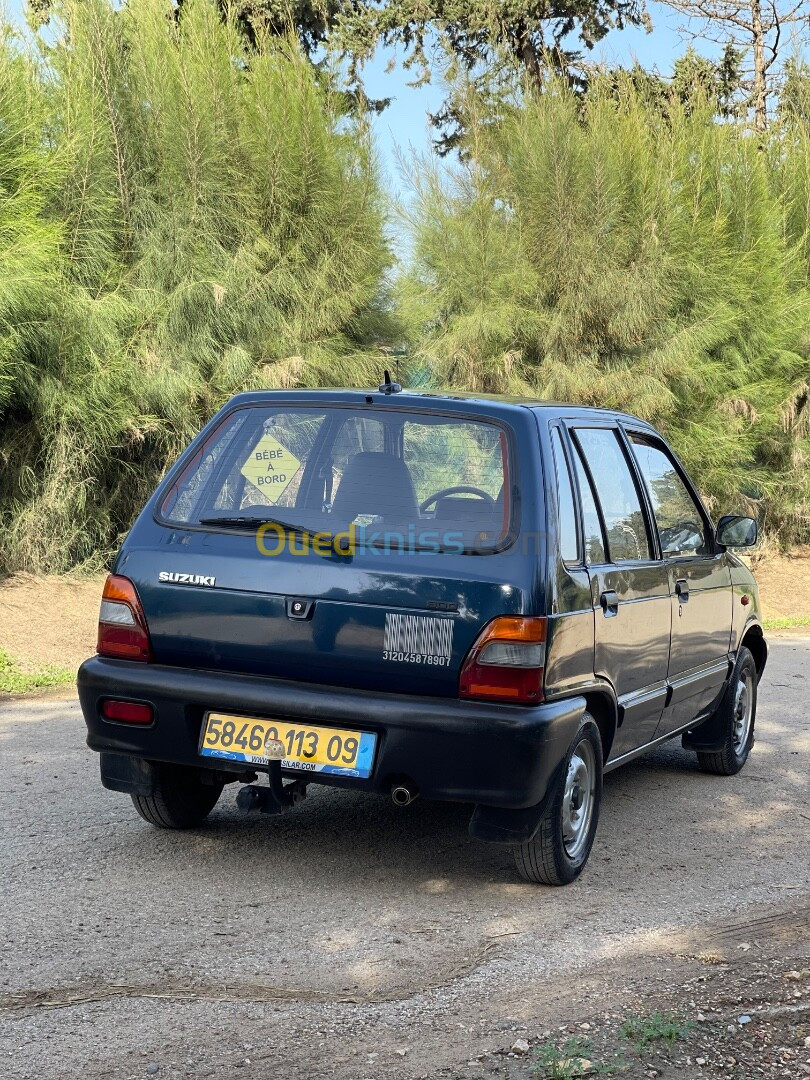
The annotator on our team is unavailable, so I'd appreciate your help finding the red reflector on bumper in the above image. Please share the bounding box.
[101,700,154,724]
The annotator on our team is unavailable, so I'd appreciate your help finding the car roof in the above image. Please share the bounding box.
[225,388,657,431]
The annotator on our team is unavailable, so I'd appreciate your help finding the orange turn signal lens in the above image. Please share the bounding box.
[476,616,546,644]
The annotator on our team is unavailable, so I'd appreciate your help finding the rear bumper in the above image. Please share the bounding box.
[77,656,585,819]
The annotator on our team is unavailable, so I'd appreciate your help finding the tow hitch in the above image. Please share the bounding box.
[235,736,308,815]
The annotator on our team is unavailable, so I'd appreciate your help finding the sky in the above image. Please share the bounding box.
[4,0,715,187]
[359,2,704,183]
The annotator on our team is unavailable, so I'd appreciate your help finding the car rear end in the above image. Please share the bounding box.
[78,390,587,833]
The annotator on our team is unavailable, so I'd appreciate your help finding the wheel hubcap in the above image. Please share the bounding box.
[732,670,754,755]
[562,740,596,861]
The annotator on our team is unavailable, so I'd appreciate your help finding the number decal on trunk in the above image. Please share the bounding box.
[383,613,454,666]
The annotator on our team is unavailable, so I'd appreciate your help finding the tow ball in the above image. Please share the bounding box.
[236,736,308,816]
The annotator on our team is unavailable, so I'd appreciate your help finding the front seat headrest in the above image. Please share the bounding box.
[332,452,419,523]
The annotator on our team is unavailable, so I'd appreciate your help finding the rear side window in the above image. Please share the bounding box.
[573,428,651,563]
[629,436,710,556]
[569,442,606,565]
[159,406,512,553]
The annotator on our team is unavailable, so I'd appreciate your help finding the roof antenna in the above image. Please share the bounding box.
[379,369,402,395]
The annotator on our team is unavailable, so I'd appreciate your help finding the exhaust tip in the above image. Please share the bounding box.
[391,783,418,807]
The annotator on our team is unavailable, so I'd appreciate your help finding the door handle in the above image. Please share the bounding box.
[675,579,690,602]
[600,589,619,617]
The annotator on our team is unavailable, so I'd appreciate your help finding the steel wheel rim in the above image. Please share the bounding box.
[732,670,754,755]
[561,739,596,861]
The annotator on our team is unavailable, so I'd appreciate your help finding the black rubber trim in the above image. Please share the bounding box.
[100,753,156,796]
[468,788,557,845]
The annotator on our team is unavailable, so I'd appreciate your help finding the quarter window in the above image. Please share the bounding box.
[574,428,652,563]
[550,428,578,564]
[569,442,606,565]
[629,436,709,556]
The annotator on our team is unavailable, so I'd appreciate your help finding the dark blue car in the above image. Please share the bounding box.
[78,386,765,884]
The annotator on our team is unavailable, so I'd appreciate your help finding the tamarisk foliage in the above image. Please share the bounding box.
[2,2,809,570]
[400,74,810,541]
[0,0,390,573]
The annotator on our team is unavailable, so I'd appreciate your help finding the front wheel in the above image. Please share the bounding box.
[131,764,224,828]
[514,716,603,886]
[696,646,757,776]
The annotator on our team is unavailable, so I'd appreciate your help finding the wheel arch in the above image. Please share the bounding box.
[740,623,767,678]
[583,689,618,764]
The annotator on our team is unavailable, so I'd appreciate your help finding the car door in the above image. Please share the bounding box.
[566,424,672,762]
[626,431,733,734]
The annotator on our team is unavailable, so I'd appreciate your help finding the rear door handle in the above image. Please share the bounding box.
[600,590,619,617]
[675,579,690,602]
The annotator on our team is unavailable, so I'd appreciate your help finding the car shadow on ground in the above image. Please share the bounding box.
[115,740,740,893]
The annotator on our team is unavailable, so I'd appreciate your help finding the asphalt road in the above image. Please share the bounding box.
[1,639,808,1079]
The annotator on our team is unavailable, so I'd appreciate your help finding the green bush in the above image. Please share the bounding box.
[0,649,73,694]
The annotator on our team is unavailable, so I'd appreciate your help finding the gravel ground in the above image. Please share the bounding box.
[0,639,808,1079]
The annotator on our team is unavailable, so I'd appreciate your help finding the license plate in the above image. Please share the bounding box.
[199,713,376,779]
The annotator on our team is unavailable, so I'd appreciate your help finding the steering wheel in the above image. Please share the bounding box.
[660,521,705,555]
[419,485,496,514]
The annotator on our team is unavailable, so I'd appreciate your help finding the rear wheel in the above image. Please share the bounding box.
[696,646,757,776]
[514,715,603,886]
[131,764,223,828]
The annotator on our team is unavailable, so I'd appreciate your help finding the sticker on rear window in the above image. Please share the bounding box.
[383,613,454,667]
[241,432,301,503]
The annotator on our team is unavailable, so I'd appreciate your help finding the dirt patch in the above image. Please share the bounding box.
[748,546,810,620]
[442,958,810,1080]
[0,572,104,673]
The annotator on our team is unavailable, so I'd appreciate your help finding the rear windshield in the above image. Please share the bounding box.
[158,406,513,553]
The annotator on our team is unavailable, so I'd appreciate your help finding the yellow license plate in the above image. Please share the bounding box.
[199,713,376,778]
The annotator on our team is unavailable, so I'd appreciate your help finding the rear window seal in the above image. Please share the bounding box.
[151,401,522,556]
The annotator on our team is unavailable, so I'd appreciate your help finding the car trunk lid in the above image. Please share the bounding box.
[119,539,529,697]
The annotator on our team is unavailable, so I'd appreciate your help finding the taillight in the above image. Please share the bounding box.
[97,574,152,661]
[101,700,154,724]
[459,616,546,704]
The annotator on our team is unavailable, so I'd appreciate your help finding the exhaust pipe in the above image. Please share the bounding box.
[391,782,418,807]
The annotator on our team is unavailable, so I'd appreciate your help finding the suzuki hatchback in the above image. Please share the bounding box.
[78,386,766,884]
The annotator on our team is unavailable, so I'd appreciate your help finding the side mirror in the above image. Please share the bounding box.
[716,515,758,548]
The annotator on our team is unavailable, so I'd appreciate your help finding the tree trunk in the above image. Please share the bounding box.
[751,0,767,132]
[513,19,544,90]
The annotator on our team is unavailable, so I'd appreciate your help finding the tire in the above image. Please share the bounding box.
[131,764,223,828]
[514,715,603,886]
[696,646,757,776]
